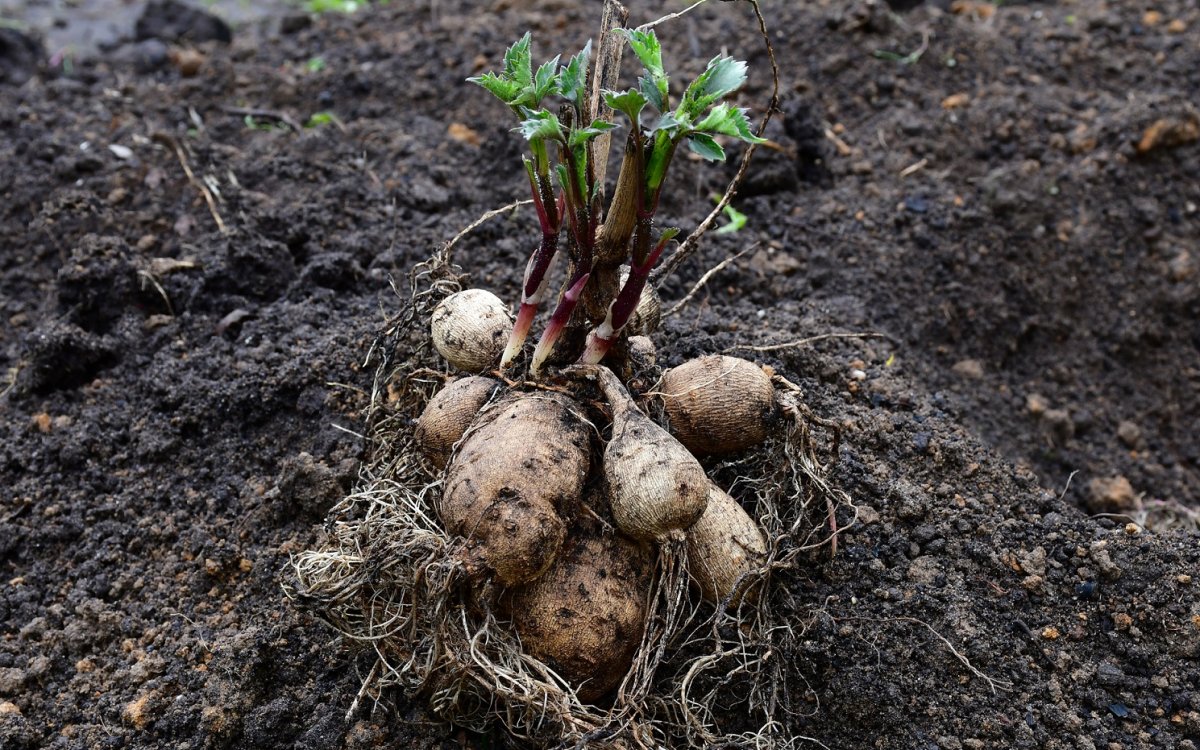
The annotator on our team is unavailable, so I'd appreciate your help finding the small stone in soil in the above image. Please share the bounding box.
[1117,420,1142,448]
[1086,475,1137,513]
[1042,408,1075,444]
[952,358,984,379]
[1026,393,1048,416]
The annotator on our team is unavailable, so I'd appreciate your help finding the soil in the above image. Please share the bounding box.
[2,1,1199,748]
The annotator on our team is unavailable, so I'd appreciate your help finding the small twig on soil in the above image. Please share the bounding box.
[846,616,1012,695]
[823,128,852,157]
[442,199,533,266]
[637,0,709,30]
[653,0,780,284]
[663,243,758,319]
[222,106,303,133]
[725,331,895,353]
[899,157,928,177]
[152,133,228,234]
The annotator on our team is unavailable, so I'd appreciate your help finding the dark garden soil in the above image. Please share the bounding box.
[2,0,1199,748]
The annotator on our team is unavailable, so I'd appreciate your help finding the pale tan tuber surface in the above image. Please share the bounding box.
[594,367,709,540]
[415,376,500,469]
[440,392,591,585]
[431,288,513,372]
[618,266,663,336]
[686,483,768,607]
[661,355,776,455]
[627,335,656,370]
[508,527,652,703]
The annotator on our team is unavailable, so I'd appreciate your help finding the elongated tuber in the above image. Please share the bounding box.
[440,392,591,584]
[593,366,709,540]
[686,482,767,607]
[661,355,776,455]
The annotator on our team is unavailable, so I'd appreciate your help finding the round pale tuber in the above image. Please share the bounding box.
[440,392,591,585]
[431,289,513,373]
[661,355,776,455]
[415,376,501,470]
[594,367,709,540]
[627,335,657,370]
[508,527,651,702]
[686,483,767,607]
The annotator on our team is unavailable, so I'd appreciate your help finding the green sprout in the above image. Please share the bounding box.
[469,28,763,373]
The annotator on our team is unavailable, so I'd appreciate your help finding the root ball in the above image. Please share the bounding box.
[431,289,512,372]
[661,355,776,455]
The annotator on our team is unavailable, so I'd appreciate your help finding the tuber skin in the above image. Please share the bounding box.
[686,482,767,608]
[660,355,777,455]
[440,392,591,585]
[431,289,513,373]
[619,265,662,336]
[591,366,709,540]
[507,525,651,703]
[415,376,501,470]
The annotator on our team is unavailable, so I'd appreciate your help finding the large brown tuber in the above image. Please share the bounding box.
[440,392,591,585]
[593,366,709,540]
[415,376,500,470]
[507,526,652,703]
[661,355,777,455]
[686,483,768,607]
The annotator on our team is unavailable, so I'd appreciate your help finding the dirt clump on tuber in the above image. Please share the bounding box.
[415,375,500,469]
[440,392,591,585]
[661,355,777,455]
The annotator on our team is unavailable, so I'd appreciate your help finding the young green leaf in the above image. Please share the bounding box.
[468,71,524,106]
[680,56,749,118]
[604,89,647,123]
[622,29,669,112]
[503,32,534,90]
[568,119,618,148]
[532,56,561,105]
[622,29,664,79]
[716,202,748,234]
[559,41,592,107]
[519,109,565,143]
[686,132,725,161]
[695,103,766,143]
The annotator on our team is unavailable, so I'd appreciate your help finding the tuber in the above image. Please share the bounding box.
[507,525,651,702]
[415,376,500,470]
[661,355,776,455]
[686,483,767,607]
[440,392,591,585]
[431,289,513,373]
[593,366,709,540]
[619,265,663,336]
